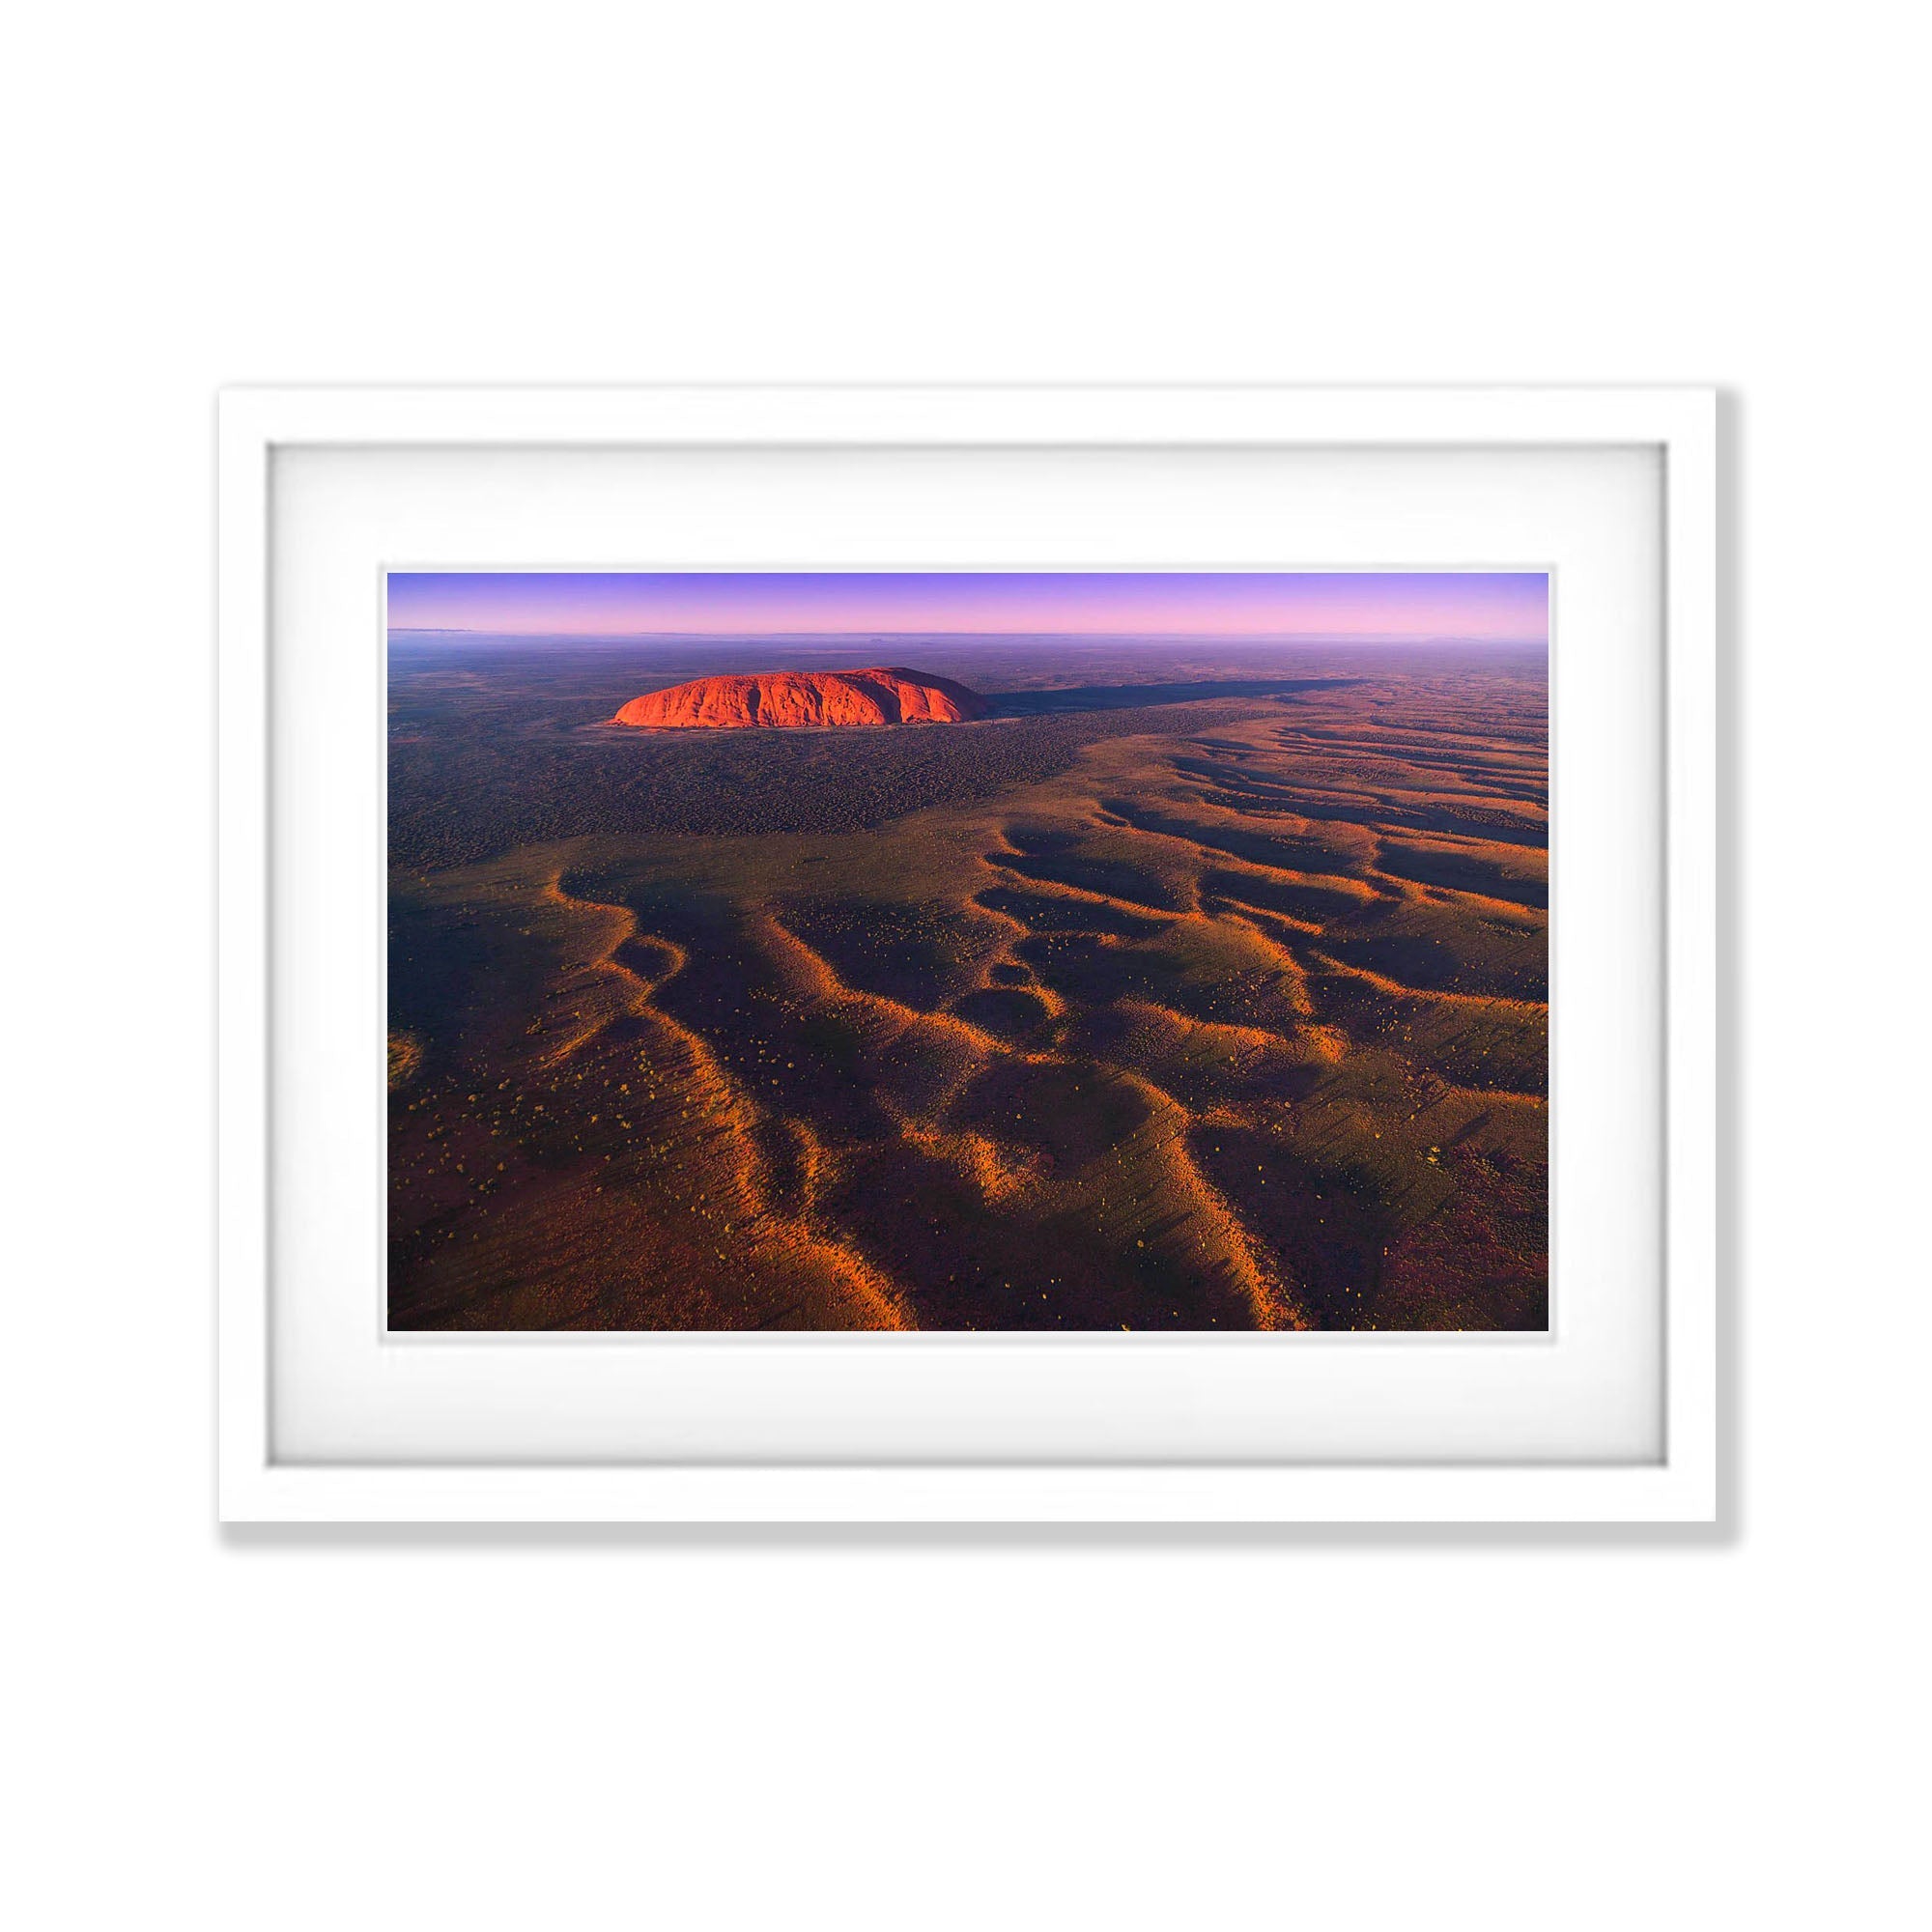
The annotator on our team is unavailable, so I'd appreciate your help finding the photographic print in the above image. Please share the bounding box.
[388,571,1548,1332]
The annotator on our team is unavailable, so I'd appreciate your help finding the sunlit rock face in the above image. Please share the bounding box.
[611,668,990,729]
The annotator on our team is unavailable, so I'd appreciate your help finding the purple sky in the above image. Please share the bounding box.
[386,571,1547,642]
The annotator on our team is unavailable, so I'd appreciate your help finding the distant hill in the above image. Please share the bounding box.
[611,667,989,729]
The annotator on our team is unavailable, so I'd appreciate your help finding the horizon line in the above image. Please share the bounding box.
[387,625,1546,644]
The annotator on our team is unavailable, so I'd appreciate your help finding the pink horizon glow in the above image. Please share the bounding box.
[387,571,1548,643]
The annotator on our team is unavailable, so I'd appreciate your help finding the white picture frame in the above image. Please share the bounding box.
[218,384,1717,1523]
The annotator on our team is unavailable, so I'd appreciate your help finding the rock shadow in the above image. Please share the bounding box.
[986,677,1363,716]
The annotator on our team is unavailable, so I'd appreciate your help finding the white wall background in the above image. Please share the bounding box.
[4,4,1923,1927]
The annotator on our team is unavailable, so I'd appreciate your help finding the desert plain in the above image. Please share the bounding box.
[388,636,1548,1330]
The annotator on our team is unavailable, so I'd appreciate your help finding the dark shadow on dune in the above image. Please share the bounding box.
[987,678,1363,716]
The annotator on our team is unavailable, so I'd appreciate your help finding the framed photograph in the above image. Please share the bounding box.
[218,385,1716,1522]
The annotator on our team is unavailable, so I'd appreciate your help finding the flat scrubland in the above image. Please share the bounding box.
[389,640,1548,1329]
